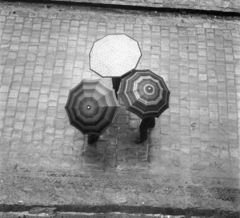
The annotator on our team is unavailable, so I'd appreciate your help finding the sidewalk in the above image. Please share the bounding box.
[48,0,240,13]
[0,1,240,217]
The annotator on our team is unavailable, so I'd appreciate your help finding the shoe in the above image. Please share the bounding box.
[134,137,148,144]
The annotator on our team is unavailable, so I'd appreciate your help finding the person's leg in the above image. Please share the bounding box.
[148,117,155,128]
[135,118,152,143]
[112,77,121,99]
[88,134,94,144]
[112,72,132,99]
[88,134,99,145]
[139,128,148,141]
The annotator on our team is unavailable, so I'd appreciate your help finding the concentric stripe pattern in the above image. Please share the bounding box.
[65,79,120,135]
[118,70,170,119]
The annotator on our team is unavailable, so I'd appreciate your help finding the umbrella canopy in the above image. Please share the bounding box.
[90,34,142,78]
[118,69,170,119]
[65,79,120,135]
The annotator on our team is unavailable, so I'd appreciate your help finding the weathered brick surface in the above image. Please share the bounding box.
[0,212,211,218]
[0,1,240,216]
[50,0,240,13]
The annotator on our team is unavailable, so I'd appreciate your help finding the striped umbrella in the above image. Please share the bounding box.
[118,69,170,119]
[65,79,120,135]
[90,34,142,78]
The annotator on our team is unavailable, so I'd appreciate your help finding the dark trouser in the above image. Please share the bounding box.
[88,134,99,145]
[112,77,121,99]
[139,117,155,141]
[112,73,131,99]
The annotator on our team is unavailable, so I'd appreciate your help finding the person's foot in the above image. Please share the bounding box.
[134,137,148,144]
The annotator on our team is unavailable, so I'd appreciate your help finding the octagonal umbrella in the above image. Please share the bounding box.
[118,69,170,119]
[65,79,120,135]
[90,34,142,78]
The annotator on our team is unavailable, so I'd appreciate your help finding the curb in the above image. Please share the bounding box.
[0,212,206,218]
[2,0,240,17]
[0,205,240,218]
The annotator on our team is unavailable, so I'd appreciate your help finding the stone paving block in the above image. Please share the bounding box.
[117,148,138,162]
[129,112,139,120]
[118,114,129,124]
[105,144,116,157]
[117,124,129,134]
[128,119,139,130]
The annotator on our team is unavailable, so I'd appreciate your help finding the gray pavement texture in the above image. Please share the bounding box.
[0,211,213,218]
[0,1,240,218]
[48,0,240,13]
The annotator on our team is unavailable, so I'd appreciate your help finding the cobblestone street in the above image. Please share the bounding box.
[0,1,240,217]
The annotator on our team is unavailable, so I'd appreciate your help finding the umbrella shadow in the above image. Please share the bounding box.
[81,136,105,166]
[81,129,118,171]
[116,128,150,165]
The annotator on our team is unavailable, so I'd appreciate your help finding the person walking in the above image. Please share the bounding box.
[87,75,121,146]
[117,70,170,144]
[134,117,155,144]
[87,75,129,147]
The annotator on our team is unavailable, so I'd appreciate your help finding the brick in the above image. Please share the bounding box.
[191,154,200,163]
[117,114,129,124]
[28,99,38,107]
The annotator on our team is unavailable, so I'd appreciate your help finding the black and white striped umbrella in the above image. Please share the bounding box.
[65,79,120,135]
[90,34,142,78]
[118,70,170,119]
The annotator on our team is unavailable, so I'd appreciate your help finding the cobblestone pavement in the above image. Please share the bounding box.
[49,0,240,13]
[0,1,240,217]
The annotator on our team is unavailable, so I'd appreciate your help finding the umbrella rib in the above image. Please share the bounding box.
[89,35,142,77]
[118,69,170,119]
[65,79,120,135]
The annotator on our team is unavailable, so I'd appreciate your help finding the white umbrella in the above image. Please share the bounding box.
[90,34,142,78]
